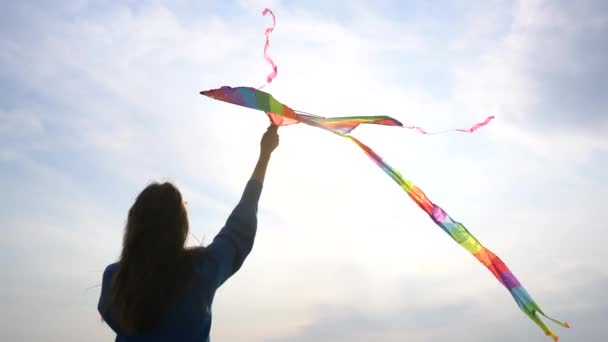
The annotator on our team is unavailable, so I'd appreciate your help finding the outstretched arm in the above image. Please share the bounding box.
[206,124,280,286]
[251,124,279,184]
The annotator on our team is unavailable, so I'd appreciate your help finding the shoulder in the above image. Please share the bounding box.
[103,262,119,283]
[186,246,208,259]
[104,262,119,275]
[185,246,211,269]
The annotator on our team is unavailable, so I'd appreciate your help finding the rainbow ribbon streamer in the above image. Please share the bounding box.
[341,134,570,341]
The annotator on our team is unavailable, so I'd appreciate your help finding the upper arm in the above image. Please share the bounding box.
[205,180,262,286]
[206,208,257,286]
[204,237,239,287]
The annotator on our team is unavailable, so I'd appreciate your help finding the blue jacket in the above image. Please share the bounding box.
[98,180,262,341]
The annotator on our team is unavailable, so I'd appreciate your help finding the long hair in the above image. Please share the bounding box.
[109,182,197,334]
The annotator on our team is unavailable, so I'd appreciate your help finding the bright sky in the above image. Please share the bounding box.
[1,1,607,341]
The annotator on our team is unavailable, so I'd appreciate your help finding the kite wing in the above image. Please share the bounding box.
[296,112,402,134]
[201,86,299,121]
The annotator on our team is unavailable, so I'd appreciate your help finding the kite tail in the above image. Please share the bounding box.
[404,116,495,135]
[535,309,571,341]
[339,133,569,341]
[259,8,277,88]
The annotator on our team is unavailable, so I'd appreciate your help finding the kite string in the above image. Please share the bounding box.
[258,8,277,89]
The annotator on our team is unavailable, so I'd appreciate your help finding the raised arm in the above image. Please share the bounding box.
[251,124,279,184]
[206,124,279,286]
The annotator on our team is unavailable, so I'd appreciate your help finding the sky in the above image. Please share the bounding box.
[1,0,607,341]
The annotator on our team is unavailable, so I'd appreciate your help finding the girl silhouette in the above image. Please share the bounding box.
[98,124,279,341]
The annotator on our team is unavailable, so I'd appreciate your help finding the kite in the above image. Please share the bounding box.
[201,85,570,341]
[201,86,403,133]
[199,7,569,341]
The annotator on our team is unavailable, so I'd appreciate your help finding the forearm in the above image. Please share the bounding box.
[250,150,272,184]
[208,126,277,279]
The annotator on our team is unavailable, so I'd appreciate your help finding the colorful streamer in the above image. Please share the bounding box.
[339,133,569,341]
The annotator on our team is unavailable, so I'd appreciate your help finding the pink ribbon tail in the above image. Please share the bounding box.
[405,116,495,135]
[403,126,429,134]
[456,115,495,133]
[259,8,277,89]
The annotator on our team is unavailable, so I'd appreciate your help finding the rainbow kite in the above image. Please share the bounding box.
[201,86,403,133]
[199,8,569,341]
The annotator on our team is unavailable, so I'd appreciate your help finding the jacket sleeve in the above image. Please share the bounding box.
[206,180,262,287]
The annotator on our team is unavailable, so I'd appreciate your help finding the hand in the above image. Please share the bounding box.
[260,124,279,156]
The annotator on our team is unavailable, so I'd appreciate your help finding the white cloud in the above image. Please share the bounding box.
[451,0,608,161]
[1,1,606,341]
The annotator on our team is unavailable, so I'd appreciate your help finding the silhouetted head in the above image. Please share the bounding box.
[110,182,196,334]
[123,182,189,254]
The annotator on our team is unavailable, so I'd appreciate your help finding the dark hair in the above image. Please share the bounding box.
[109,182,199,334]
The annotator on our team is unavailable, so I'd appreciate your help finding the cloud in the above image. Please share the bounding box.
[1,1,607,341]
[262,271,608,342]
[269,302,471,342]
[451,0,608,161]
